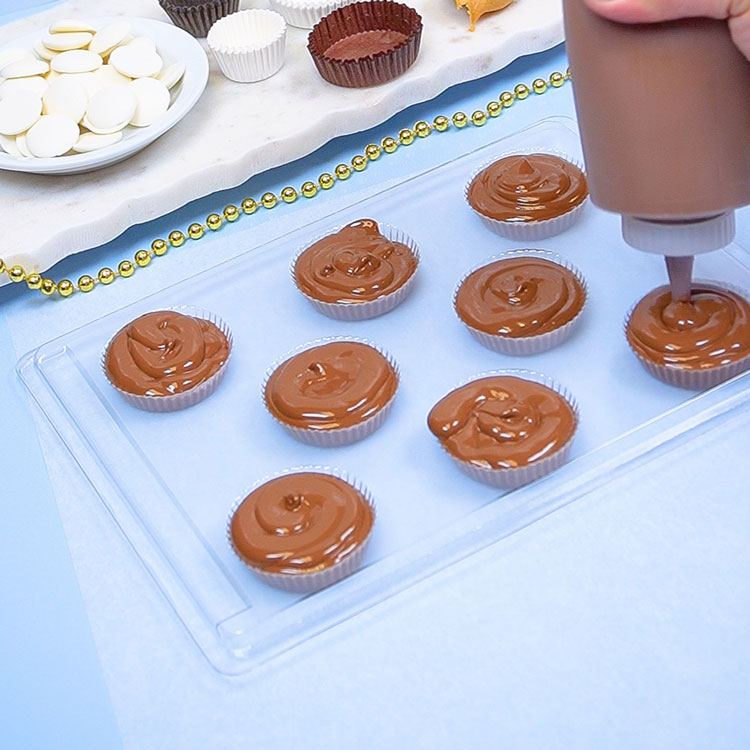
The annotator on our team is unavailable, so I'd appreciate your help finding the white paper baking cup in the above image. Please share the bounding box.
[263,336,400,445]
[102,305,233,412]
[431,369,579,489]
[207,9,287,82]
[268,0,353,28]
[453,249,588,355]
[291,222,420,320]
[624,280,750,390]
[464,148,588,241]
[227,466,376,592]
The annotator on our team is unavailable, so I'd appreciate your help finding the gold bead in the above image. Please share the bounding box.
[0,258,5,275]
[514,83,530,100]
[414,120,431,138]
[280,187,298,203]
[550,71,565,88]
[533,78,548,94]
[188,223,204,240]
[433,115,450,132]
[9,265,25,283]
[207,213,223,230]
[241,198,258,214]
[500,91,515,107]
[98,267,115,284]
[224,204,240,222]
[261,192,277,209]
[471,110,487,126]
[58,279,74,297]
[365,143,381,160]
[40,278,56,296]
[452,112,468,128]
[487,100,501,117]
[319,172,334,189]
[169,230,185,247]
[301,181,318,198]
[565,66,572,80]
[398,128,414,145]
[381,136,398,153]
[135,250,151,267]
[118,260,135,278]
[351,155,367,172]
[25,273,42,290]
[335,163,351,180]
[78,274,95,293]
[152,238,168,256]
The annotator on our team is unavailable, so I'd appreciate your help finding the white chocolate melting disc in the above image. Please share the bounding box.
[51,49,102,74]
[157,61,185,90]
[0,76,49,99]
[34,40,59,62]
[45,70,61,83]
[0,132,22,157]
[58,71,100,98]
[1,59,49,79]
[109,45,162,78]
[0,48,35,70]
[16,133,32,157]
[125,37,157,52]
[84,85,137,134]
[94,64,130,89]
[89,21,131,56]
[129,77,170,127]
[42,32,93,51]
[26,114,79,157]
[49,19,97,34]
[43,77,88,123]
[0,91,42,135]
[72,130,122,152]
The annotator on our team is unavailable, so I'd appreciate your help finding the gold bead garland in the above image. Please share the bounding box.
[1,71,569,298]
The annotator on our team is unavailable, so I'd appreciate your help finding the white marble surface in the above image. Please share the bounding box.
[0,0,562,283]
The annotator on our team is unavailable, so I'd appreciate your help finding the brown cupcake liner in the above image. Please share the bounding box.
[159,0,240,38]
[227,466,376,593]
[308,0,422,88]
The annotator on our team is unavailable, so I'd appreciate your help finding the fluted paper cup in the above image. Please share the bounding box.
[270,0,354,29]
[159,0,239,37]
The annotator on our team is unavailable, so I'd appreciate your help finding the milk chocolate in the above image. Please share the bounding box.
[230,472,374,574]
[265,340,398,430]
[468,154,588,223]
[294,219,417,304]
[455,257,585,336]
[428,375,576,469]
[324,30,407,60]
[626,283,750,369]
[105,311,230,396]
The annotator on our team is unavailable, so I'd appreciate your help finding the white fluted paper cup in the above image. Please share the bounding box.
[207,9,287,83]
[430,369,579,489]
[269,0,353,28]
[464,148,588,241]
[624,279,750,389]
[227,466,376,592]
[102,305,233,412]
[453,249,588,355]
[291,222,420,320]
[262,336,400,445]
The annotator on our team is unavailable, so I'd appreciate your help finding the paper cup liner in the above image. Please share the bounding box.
[291,222,420,320]
[464,148,588,241]
[431,369,579,489]
[262,335,399,445]
[270,0,355,29]
[308,0,422,88]
[207,9,287,82]
[623,280,750,390]
[227,466,376,593]
[102,305,232,412]
[159,0,240,38]
[453,249,588,355]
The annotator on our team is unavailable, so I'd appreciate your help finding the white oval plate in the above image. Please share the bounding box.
[0,16,208,175]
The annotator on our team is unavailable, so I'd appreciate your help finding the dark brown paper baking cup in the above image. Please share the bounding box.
[308,1,422,87]
[159,0,240,38]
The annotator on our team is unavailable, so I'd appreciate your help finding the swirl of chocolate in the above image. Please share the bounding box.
[294,219,418,303]
[467,153,588,222]
[265,341,398,430]
[626,284,750,370]
[105,311,230,397]
[428,375,576,469]
[455,257,585,336]
[230,472,374,575]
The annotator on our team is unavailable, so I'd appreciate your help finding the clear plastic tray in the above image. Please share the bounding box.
[18,116,750,675]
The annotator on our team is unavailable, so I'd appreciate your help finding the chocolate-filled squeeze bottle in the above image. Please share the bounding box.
[563,0,750,299]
